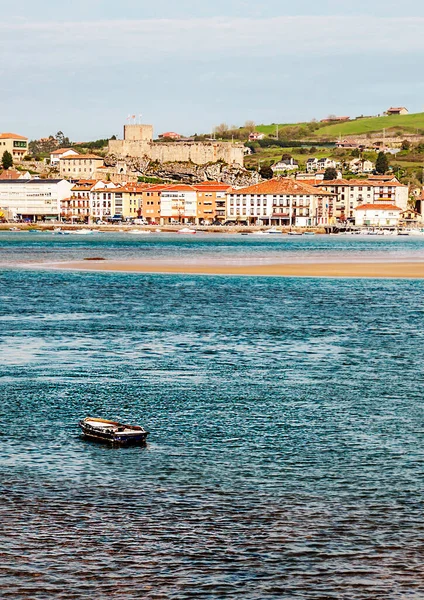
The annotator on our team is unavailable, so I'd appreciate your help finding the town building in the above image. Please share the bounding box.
[160,185,198,224]
[248,132,265,141]
[89,182,119,221]
[306,158,338,173]
[0,179,73,221]
[0,169,32,180]
[226,179,335,226]
[59,154,104,179]
[0,133,28,161]
[194,182,232,224]
[61,180,97,222]
[355,204,402,227]
[271,158,299,173]
[348,159,374,174]
[158,132,182,140]
[50,148,79,167]
[385,107,409,116]
[316,178,409,220]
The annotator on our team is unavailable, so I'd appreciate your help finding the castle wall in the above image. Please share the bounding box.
[108,139,244,166]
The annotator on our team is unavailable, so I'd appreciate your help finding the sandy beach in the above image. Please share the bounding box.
[52,260,424,278]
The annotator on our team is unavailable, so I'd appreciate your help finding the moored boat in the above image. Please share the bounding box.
[177,227,196,234]
[79,417,149,445]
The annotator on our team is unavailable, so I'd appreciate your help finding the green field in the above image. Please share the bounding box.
[257,113,424,140]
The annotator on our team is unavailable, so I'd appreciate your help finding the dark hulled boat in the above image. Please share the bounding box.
[79,417,149,445]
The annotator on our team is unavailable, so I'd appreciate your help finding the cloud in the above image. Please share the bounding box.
[0,15,422,69]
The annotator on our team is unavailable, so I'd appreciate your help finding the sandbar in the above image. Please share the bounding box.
[49,260,424,278]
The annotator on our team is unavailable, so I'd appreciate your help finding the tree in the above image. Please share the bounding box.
[244,120,256,134]
[55,131,71,148]
[401,139,411,151]
[323,167,338,180]
[309,146,317,154]
[259,165,273,179]
[375,151,389,174]
[281,152,292,161]
[214,123,229,138]
[2,150,13,170]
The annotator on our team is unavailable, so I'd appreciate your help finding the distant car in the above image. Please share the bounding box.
[223,221,237,226]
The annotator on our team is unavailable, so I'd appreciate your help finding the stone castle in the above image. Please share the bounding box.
[108,124,245,167]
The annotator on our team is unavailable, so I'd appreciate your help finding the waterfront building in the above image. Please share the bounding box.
[354,203,402,227]
[89,182,119,221]
[61,180,96,222]
[316,178,409,220]
[194,182,232,224]
[160,185,198,224]
[59,154,104,179]
[0,179,73,221]
[0,133,28,161]
[227,179,335,226]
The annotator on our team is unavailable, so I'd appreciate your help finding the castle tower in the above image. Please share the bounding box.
[123,124,153,142]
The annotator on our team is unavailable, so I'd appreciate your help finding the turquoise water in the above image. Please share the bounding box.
[1,235,424,598]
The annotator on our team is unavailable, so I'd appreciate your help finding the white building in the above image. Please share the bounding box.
[50,148,79,167]
[349,159,374,174]
[160,185,198,224]
[0,179,73,221]
[317,178,409,220]
[89,182,118,221]
[226,178,335,226]
[272,158,299,173]
[355,203,402,227]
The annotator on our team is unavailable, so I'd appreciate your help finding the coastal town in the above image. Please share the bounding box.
[0,110,423,231]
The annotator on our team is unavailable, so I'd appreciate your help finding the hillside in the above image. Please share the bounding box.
[257,113,424,141]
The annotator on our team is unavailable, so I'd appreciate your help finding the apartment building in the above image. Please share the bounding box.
[227,179,335,226]
[51,148,79,167]
[0,179,73,220]
[355,204,402,227]
[316,178,408,220]
[0,133,28,161]
[194,182,232,223]
[61,180,97,221]
[160,185,198,224]
[60,154,104,179]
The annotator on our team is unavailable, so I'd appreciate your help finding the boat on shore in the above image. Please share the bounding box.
[177,227,196,234]
[128,229,151,235]
[79,417,149,445]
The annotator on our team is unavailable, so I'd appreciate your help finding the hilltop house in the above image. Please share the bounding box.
[306,157,338,173]
[349,159,374,174]
[50,148,79,167]
[271,158,299,173]
[249,132,265,141]
[385,107,409,116]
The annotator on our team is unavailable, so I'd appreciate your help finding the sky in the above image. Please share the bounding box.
[1,1,423,141]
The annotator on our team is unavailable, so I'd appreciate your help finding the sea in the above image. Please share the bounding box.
[1,232,424,599]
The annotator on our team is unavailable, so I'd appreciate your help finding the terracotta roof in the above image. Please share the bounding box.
[0,169,21,180]
[51,148,79,155]
[231,178,334,196]
[195,183,232,191]
[60,154,102,161]
[0,132,28,140]
[356,204,401,211]
[161,185,196,192]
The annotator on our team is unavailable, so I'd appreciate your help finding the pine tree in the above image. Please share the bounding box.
[375,152,389,174]
[2,150,13,170]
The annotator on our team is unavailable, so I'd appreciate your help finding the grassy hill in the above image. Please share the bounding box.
[257,113,424,141]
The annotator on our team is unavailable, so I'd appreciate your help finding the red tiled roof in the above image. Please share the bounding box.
[231,178,334,196]
[51,148,79,155]
[60,154,102,161]
[0,132,28,140]
[356,204,401,211]
[0,169,21,180]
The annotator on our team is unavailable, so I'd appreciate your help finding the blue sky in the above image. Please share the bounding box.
[1,1,423,140]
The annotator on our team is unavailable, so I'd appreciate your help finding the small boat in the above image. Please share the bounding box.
[9,227,21,231]
[303,232,315,236]
[72,229,94,235]
[287,231,303,236]
[252,230,269,235]
[177,227,196,234]
[128,229,151,235]
[265,227,282,235]
[52,228,69,235]
[79,417,149,445]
